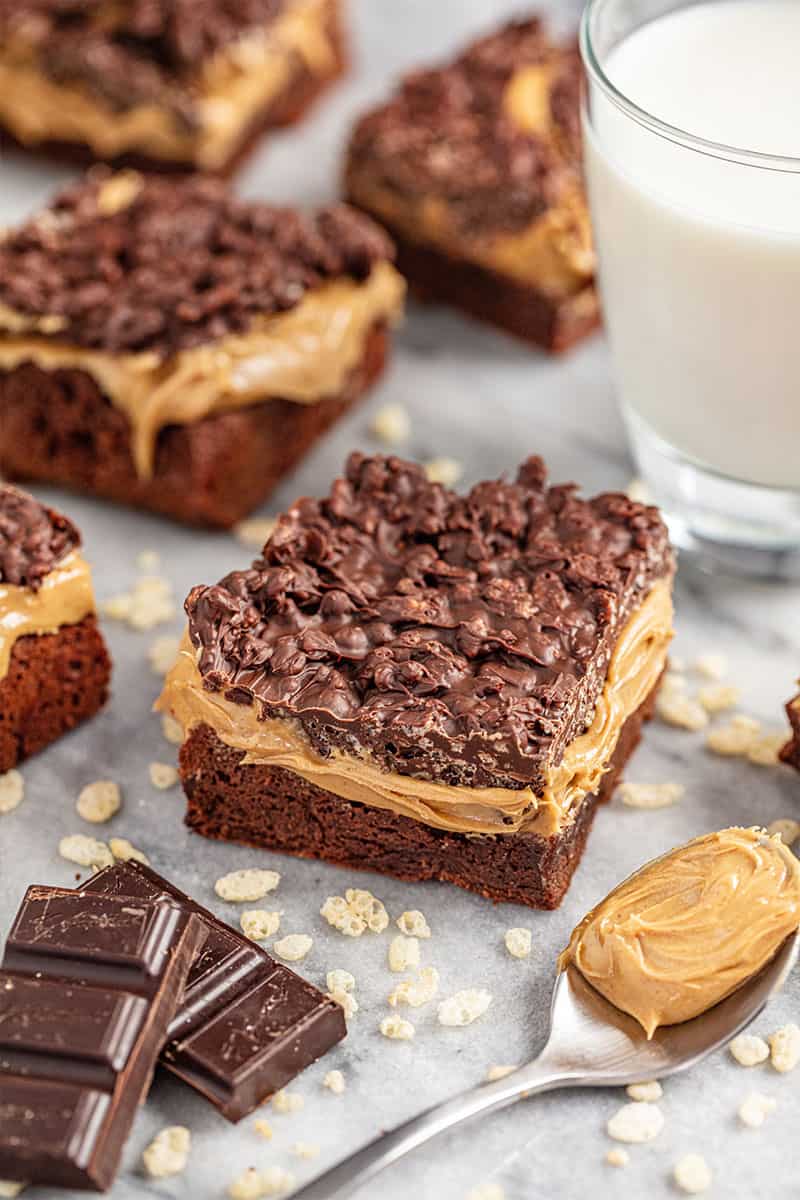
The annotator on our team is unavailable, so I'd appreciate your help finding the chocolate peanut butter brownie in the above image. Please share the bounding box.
[781,692,800,773]
[0,171,405,527]
[0,486,110,770]
[345,17,597,353]
[160,453,674,908]
[0,0,346,174]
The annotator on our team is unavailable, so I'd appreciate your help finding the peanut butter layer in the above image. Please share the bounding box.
[0,262,405,478]
[0,550,96,679]
[159,580,672,838]
[0,0,336,169]
[562,827,800,1037]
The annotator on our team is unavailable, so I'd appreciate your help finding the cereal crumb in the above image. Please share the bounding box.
[228,1166,295,1199]
[380,1015,415,1040]
[485,1065,517,1081]
[323,1069,346,1095]
[656,690,709,731]
[240,910,281,941]
[437,988,492,1027]
[388,934,420,972]
[59,834,113,870]
[617,781,685,810]
[291,1142,319,1161]
[766,818,800,845]
[769,1023,800,1073]
[273,934,312,962]
[706,714,761,756]
[234,517,277,549]
[149,761,178,790]
[738,1092,777,1128]
[370,403,411,445]
[388,966,440,1009]
[215,868,280,903]
[326,969,355,994]
[101,574,174,630]
[466,1185,504,1200]
[698,683,741,713]
[147,634,180,676]
[109,837,150,865]
[0,1183,26,1198]
[729,1033,770,1067]
[0,769,24,815]
[136,549,160,572]
[504,928,532,959]
[693,653,727,680]
[142,1126,190,1178]
[76,780,121,824]
[605,1148,629,1167]
[747,731,789,766]
[424,457,462,486]
[396,910,431,938]
[253,1119,273,1140]
[320,888,388,936]
[626,477,651,504]
[673,1153,712,1194]
[272,1089,304,1114]
[161,713,184,745]
[626,1080,662,1102]
[327,988,358,1020]
[606,1101,664,1143]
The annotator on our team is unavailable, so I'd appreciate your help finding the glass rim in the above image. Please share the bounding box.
[580,0,800,175]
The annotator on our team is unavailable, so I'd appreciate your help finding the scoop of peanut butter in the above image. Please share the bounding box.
[561,827,800,1038]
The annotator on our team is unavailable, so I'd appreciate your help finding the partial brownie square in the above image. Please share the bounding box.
[160,453,674,909]
[0,485,111,771]
[0,0,346,174]
[345,17,598,353]
[781,692,800,773]
[0,171,405,528]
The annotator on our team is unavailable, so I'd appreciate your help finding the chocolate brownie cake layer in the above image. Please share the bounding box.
[345,17,596,352]
[0,0,346,174]
[0,325,389,529]
[781,694,800,773]
[0,616,111,773]
[180,684,658,910]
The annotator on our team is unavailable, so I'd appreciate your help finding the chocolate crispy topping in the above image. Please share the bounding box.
[0,485,80,590]
[186,454,672,791]
[0,1,287,123]
[0,172,394,356]
[347,18,583,238]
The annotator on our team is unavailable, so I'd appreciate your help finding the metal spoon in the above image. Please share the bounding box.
[293,930,798,1200]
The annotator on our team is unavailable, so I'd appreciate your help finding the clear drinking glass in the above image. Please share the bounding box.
[580,0,800,579]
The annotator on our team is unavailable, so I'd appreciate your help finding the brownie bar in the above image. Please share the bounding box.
[0,326,388,529]
[181,684,658,910]
[0,174,401,527]
[0,1,346,175]
[345,17,596,352]
[781,693,800,773]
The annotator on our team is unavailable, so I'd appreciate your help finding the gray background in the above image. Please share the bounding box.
[1,2,799,1198]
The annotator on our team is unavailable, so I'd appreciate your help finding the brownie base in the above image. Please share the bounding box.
[780,694,800,773]
[179,684,659,910]
[0,2,346,177]
[0,325,388,529]
[0,616,111,772]
[342,206,599,354]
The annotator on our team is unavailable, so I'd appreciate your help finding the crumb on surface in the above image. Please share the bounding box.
[0,769,24,815]
[437,988,492,1027]
[273,933,313,962]
[323,1069,345,1095]
[625,1080,662,1102]
[321,888,388,936]
[729,1033,770,1067]
[161,713,184,745]
[673,1153,712,1195]
[396,910,431,938]
[423,457,463,486]
[58,833,113,870]
[380,1015,415,1040]
[370,403,411,446]
[388,934,420,972]
[738,1092,777,1129]
[271,1089,304,1115]
[109,837,149,865]
[769,1023,800,1073]
[617,781,684,810]
[76,780,120,823]
[240,909,281,941]
[389,966,440,1009]
[504,927,532,958]
[142,1126,190,1179]
[215,868,280,903]
[149,761,179,790]
[234,517,278,549]
[606,1101,664,1144]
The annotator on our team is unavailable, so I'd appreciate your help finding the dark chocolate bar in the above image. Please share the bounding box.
[0,885,204,1191]
[82,861,347,1121]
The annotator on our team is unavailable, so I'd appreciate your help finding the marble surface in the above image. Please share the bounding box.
[1,2,799,1198]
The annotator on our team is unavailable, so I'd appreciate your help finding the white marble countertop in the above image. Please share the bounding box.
[1,3,799,1199]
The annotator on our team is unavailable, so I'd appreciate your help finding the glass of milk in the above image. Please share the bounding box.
[581,0,800,579]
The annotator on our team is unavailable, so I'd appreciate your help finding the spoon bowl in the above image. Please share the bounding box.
[293,930,799,1200]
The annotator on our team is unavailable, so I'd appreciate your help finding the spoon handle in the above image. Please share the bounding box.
[291,1057,570,1200]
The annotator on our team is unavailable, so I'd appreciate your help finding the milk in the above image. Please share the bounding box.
[585,1,800,490]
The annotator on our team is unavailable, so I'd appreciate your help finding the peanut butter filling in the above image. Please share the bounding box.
[0,0,335,168]
[0,261,405,479]
[158,579,673,839]
[0,551,96,679]
[561,827,800,1038]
